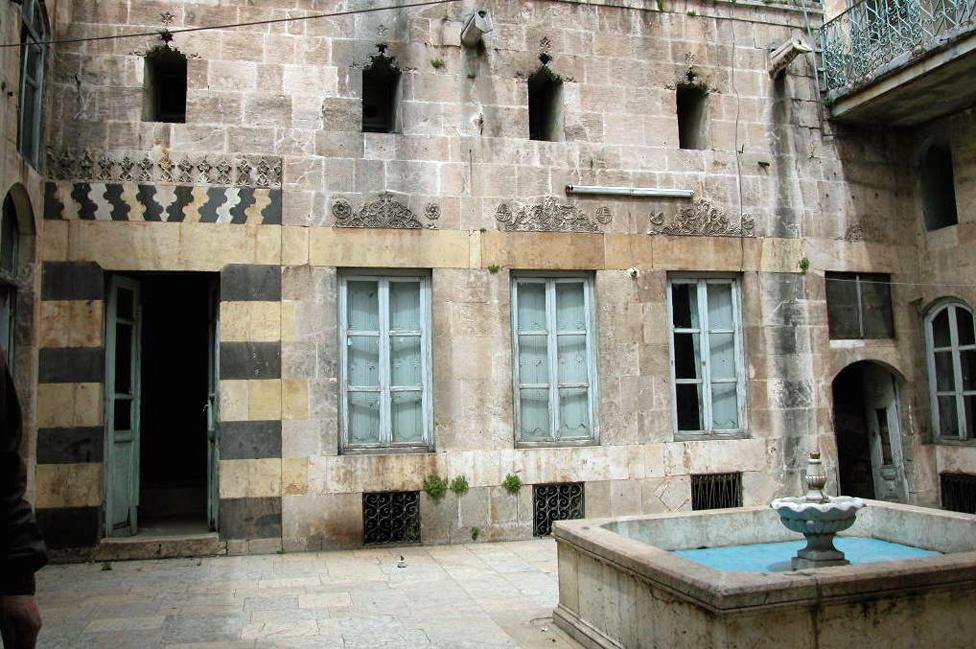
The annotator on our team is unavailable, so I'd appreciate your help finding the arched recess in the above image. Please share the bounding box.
[830,360,909,503]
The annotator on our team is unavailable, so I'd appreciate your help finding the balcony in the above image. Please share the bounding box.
[820,0,976,125]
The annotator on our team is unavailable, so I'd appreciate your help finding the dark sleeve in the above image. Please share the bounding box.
[0,358,48,596]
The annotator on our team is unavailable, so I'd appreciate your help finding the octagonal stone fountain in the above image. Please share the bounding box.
[770,451,865,569]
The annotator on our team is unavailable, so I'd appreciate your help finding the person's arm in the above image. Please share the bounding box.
[0,358,47,596]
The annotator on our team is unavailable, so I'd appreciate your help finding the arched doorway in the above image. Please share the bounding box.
[831,361,908,502]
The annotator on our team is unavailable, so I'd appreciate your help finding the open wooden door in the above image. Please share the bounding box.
[105,276,142,537]
[206,279,219,531]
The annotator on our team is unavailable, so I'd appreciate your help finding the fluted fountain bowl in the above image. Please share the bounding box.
[770,496,865,568]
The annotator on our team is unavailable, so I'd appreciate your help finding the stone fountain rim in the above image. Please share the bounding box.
[770,496,866,514]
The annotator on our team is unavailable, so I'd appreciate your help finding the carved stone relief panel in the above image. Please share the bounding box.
[648,199,755,237]
[332,193,440,229]
[495,195,612,232]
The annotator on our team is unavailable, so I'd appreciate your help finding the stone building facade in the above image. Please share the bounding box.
[6,0,974,555]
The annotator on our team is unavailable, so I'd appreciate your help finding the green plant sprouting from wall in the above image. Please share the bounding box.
[423,474,449,501]
[450,475,469,495]
[430,58,445,69]
[798,257,811,274]
[487,264,501,274]
[470,527,480,541]
[502,473,522,495]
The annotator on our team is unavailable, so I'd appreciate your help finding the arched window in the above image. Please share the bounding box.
[925,301,976,439]
[0,194,20,363]
[19,0,46,168]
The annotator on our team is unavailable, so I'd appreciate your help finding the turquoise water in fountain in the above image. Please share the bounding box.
[675,537,940,572]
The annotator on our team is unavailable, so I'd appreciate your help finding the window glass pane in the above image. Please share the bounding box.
[935,351,955,391]
[676,384,703,431]
[673,333,701,380]
[348,392,381,445]
[555,282,586,331]
[711,383,739,430]
[391,391,423,443]
[347,336,379,387]
[825,274,860,339]
[347,281,379,330]
[114,398,131,431]
[938,396,959,436]
[707,284,734,330]
[956,308,975,346]
[389,281,420,331]
[517,283,547,331]
[117,287,134,321]
[26,43,42,78]
[558,388,590,438]
[518,335,549,385]
[519,388,550,440]
[557,334,587,384]
[932,308,951,347]
[860,277,894,338]
[114,323,132,394]
[390,335,421,387]
[875,408,893,465]
[671,283,699,329]
[708,332,736,380]
[962,349,976,392]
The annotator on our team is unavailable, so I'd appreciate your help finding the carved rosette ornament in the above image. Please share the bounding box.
[648,199,755,237]
[332,193,440,229]
[494,195,613,233]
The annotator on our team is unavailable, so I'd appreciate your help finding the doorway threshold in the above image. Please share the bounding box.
[95,523,225,561]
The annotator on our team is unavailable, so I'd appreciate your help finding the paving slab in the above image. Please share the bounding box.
[34,539,581,649]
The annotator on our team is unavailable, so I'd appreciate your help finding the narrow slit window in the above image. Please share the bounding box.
[676,84,708,150]
[143,46,187,123]
[362,49,400,134]
[528,66,564,142]
[18,0,46,168]
[920,144,958,231]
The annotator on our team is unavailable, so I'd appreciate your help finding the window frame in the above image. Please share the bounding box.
[511,272,599,447]
[338,270,433,454]
[825,272,895,340]
[666,274,747,440]
[924,301,976,442]
[18,0,46,169]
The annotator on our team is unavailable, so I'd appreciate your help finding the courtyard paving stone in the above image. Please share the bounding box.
[33,539,582,649]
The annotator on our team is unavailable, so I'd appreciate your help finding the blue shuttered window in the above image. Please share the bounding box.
[512,275,598,445]
[668,276,745,437]
[340,273,432,452]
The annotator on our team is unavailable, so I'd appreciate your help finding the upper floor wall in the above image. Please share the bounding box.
[43,0,918,245]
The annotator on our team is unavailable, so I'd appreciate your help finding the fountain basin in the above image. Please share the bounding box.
[770,495,865,567]
[553,500,976,649]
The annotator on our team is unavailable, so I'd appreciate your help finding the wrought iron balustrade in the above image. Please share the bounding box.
[820,0,975,94]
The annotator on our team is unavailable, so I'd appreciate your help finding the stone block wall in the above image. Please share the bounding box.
[25,0,973,552]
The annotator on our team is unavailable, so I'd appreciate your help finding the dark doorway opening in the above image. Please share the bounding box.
[832,363,875,499]
[138,273,214,533]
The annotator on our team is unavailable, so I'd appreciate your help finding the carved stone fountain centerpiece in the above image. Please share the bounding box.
[771,451,866,569]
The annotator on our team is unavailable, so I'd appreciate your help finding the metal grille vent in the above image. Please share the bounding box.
[533,482,585,536]
[691,472,743,511]
[941,473,976,514]
[362,491,420,545]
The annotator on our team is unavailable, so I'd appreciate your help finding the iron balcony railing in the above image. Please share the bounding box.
[820,0,976,94]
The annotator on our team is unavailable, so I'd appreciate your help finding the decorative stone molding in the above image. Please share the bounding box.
[332,193,440,229]
[46,149,283,189]
[648,199,755,237]
[494,195,612,233]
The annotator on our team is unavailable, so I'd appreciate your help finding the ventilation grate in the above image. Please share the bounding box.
[941,473,976,514]
[691,472,743,511]
[362,491,420,545]
[533,482,584,536]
